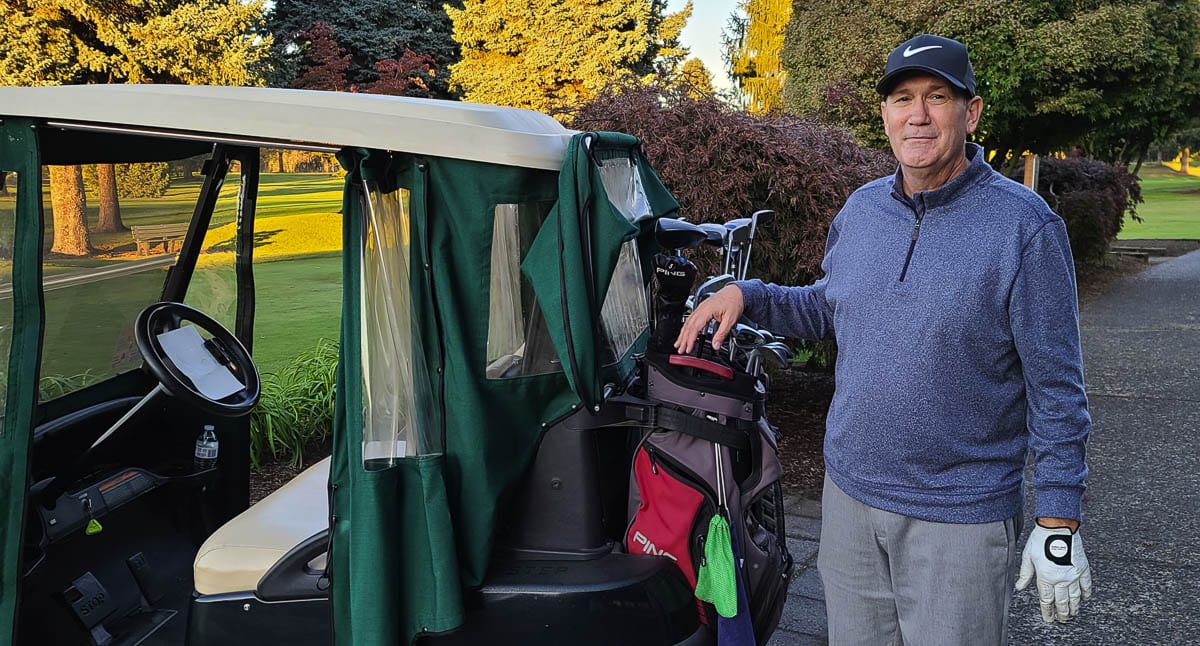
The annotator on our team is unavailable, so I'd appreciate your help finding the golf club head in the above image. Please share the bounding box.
[692,273,735,307]
[760,342,793,369]
[654,218,707,251]
[696,223,729,247]
[750,209,775,230]
[733,323,765,347]
[722,223,751,275]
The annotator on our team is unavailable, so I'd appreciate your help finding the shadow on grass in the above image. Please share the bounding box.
[207,229,286,253]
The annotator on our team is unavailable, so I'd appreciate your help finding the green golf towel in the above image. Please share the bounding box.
[694,513,738,617]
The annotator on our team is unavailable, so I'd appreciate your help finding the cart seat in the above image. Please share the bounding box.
[193,457,330,595]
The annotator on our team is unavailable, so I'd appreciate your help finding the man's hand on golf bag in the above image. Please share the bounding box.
[674,285,744,355]
[1015,521,1093,623]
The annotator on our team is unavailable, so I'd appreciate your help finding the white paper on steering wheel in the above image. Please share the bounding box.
[157,325,244,400]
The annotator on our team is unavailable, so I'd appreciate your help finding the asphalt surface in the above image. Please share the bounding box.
[768,249,1200,645]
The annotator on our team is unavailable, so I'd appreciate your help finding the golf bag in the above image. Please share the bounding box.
[624,351,793,643]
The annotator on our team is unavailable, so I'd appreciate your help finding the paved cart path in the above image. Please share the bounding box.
[769,249,1200,645]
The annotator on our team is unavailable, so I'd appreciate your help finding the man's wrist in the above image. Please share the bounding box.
[1036,517,1080,533]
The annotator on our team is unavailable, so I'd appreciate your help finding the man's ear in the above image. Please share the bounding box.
[881,100,890,137]
[966,96,983,135]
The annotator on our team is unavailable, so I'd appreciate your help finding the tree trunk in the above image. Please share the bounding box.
[0,171,8,196]
[275,150,284,173]
[1183,147,1191,175]
[49,165,93,256]
[95,163,126,232]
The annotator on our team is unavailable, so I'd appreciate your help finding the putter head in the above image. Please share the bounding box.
[654,218,707,251]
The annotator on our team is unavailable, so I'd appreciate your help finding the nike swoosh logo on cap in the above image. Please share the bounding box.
[903,45,943,57]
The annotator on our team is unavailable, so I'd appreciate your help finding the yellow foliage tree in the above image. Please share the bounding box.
[0,0,271,254]
[447,0,691,114]
[725,0,792,114]
[679,58,714,99]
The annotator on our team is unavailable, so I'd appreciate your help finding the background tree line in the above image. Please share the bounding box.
[1,0,1195,264]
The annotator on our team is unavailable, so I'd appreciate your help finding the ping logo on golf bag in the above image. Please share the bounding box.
[632,531,678,561]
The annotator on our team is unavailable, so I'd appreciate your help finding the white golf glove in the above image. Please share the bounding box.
[1015,524,1093,622]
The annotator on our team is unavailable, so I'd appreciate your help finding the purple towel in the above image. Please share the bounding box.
[717,520,756,645]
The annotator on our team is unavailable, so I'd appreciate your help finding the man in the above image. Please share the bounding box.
[675,34,1093,644]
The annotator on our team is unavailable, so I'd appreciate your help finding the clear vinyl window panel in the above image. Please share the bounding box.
[485,200,648,380]
[39,160,208,402]
[596,157,653,224]
[597,240,648,364]
[360,181,436,469]
[486,203,560,379]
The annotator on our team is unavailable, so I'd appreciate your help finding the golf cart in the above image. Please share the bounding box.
[0,85,789,646]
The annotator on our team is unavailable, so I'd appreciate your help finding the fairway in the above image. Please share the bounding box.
[1122,165,1200,239]
[12,172,346,394]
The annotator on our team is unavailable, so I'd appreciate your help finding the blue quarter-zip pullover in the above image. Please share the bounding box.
[737,143,1090,523]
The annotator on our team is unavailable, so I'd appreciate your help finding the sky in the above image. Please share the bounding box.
[668,0,741,90]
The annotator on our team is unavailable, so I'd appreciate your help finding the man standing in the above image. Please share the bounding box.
[675,34,1093,644]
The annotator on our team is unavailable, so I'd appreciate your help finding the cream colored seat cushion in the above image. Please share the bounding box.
[194,456,330,595]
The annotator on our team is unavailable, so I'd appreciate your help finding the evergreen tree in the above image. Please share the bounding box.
[268,0,461,97]
[447,0,692,114]
[724,0,792,113]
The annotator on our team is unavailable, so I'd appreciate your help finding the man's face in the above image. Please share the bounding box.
[881,74,982,175]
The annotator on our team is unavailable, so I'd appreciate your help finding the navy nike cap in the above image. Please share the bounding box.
[876,34,976,97]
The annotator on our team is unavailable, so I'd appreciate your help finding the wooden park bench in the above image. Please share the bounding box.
[1110,245,1168,256]
[131,222,189,256]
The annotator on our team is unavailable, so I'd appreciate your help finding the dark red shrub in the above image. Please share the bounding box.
[1011,157,1143,264]
[566,80,893,286]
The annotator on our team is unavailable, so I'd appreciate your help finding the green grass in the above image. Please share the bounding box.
[11,172,345,391]
[1122,165,1200,239]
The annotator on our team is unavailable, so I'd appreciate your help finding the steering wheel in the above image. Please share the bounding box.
[134,301,261,417]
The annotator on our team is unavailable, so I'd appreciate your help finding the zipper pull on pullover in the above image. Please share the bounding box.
[898,193,926,282]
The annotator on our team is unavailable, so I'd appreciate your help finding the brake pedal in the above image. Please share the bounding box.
[63,571,117,645]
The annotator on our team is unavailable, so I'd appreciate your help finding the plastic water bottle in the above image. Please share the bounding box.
[194,425,219,471]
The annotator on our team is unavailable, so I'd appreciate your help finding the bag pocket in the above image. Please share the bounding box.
[625,444,717,625]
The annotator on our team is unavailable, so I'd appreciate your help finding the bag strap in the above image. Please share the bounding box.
[621,403,751,452]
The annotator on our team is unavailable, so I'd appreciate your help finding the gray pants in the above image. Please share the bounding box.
[817,474,1021,646]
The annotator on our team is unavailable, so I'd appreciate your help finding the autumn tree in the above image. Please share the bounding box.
[0,0,269,255]
[723,0,792,113]
[678,58,715,98]
[363,50,439,97]
[447,0,692,114]
[781,0,1200,170]
[291,22,351,92]
[268,0,461,96]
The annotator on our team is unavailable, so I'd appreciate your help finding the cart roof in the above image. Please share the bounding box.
[0,85,575,170]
